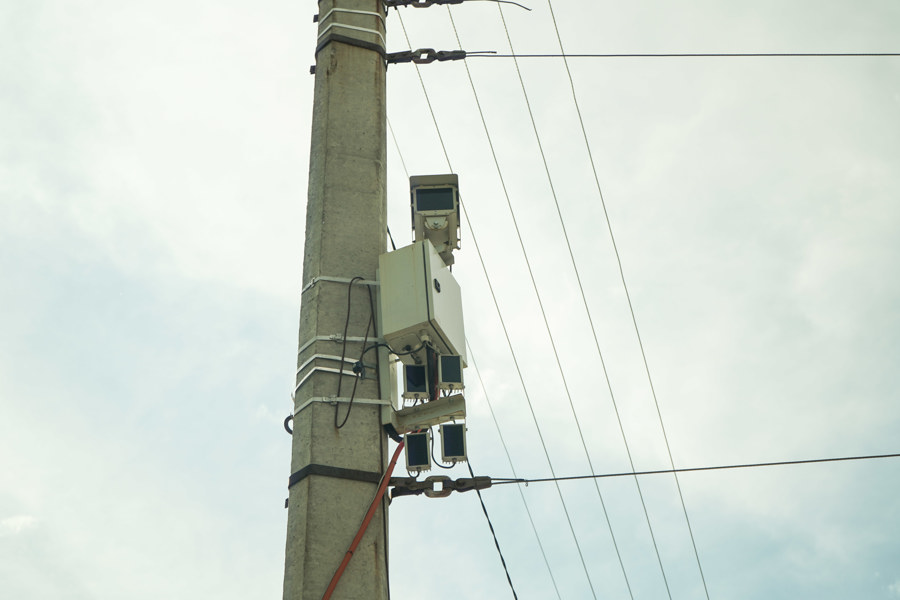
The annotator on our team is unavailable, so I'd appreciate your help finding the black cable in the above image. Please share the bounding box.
[386,226,397,251]
[380,409,390,600]
[491,452,900,485]
[431,426,455,469]
[361,341,427,360]
[429,347,439,402]
[470,52,900,59]
[335,311,374,429]
[468,460,518,599]
[366,285,382,399]
[336,276,364,397]
[283,414,293,435]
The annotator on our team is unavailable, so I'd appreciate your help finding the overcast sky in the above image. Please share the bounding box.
[3,1,900,599]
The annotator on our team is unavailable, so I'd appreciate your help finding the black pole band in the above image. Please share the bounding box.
[288,463,383,489]
[315,33,386,60]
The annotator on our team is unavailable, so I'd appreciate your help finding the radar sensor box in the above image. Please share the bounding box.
[379,240,466,367]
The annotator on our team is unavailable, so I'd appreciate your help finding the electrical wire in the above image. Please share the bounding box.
[336,276,364,397]
[469,52,900,58]
[467,342,562,599]
[467,460,519,599]
[361,340,426,360]
[490,451,900,485]
[395,11,572,595]
[396,13,451,165]
[399,6,599,595]
[386,225,397,251]
[335,283,378,429]
[467,0,531,10]
[457,5,634,596]
[335,310,373,429]
[386,0,531,9]
[430,426,455,469]
[384,42,559,590]
[537,1,711,595]
[386,116,407,254]
[366,284,382,397]
[387,117,410,178]
[487,0,681,594]
[389,7,898,598]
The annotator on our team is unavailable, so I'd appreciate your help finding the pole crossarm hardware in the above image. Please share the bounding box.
[390,475,492,498]
[386,48,467,64]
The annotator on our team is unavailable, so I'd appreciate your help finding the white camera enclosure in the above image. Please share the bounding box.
[410,174,460,266]
[378,240,466,367]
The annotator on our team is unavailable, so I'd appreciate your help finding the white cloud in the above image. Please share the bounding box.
[0,515,37,536]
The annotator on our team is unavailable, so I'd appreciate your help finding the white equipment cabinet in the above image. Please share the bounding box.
[378,240,466,367]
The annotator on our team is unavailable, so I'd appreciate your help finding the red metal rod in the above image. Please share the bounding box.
[321,440,405,600]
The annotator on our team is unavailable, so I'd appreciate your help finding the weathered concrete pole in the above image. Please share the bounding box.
[283,1,389,598]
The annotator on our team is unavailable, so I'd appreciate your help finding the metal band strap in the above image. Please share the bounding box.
[317,22,385,47]
[301,275,378,295]
[288,463,383,489]
[315,32,386,59]
[317,8,386,27]
[292,395,391,414]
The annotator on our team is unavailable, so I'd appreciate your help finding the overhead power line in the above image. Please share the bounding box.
[536,1,712,596]
[467,461,519,599]
[492,451,900,486]
[392,12,548,598]
[467,343,562,599]
[470,52,900,59]
[486,4,633,598]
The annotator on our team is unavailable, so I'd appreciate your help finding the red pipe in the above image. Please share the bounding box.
[321,440,405,600]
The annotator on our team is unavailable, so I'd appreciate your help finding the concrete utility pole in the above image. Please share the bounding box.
[283,1,389,599]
